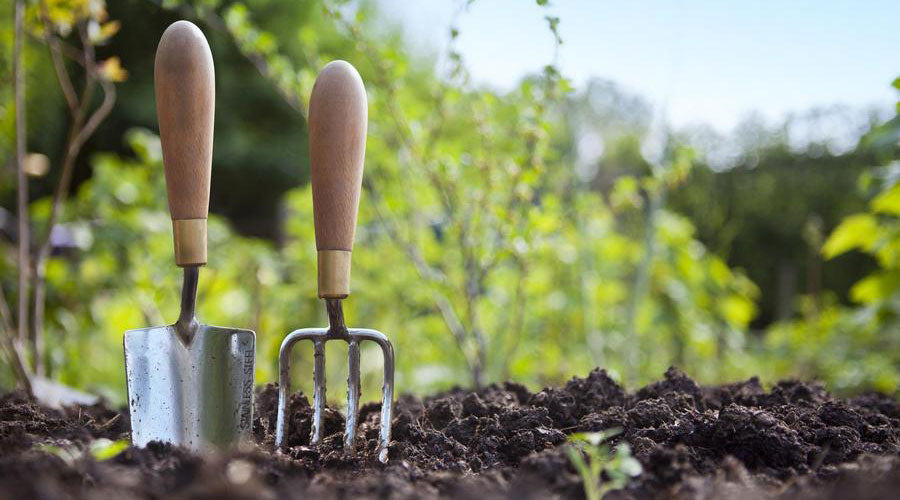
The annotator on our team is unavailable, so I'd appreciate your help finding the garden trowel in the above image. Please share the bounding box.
[124,21,255,451]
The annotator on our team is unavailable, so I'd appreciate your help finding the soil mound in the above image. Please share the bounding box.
[1,368,897,499]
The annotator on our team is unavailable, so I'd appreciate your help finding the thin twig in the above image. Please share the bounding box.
[98,413,121,430]
[74,79,116,151]
[11,0,34,397]
[0,286,33,397]
[623,187,664,385]
[498,256,527,379]
[15,0,29,347]
[41,4,78,112]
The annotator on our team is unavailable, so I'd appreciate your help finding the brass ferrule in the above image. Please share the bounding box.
[317,250,351,298]
[173,218,207,267]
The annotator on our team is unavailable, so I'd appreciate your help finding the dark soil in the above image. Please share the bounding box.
[1,367,897,499]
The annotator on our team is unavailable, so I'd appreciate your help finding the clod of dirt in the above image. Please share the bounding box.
[0,367,897,499]
[0,391,126,453]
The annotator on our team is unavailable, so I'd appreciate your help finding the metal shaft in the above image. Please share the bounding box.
[174,266,199,344]
[325,299,349,337]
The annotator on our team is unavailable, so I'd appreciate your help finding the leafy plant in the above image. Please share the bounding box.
[566,429,642,500]
[758,83,900,395]
[0,0,125,395]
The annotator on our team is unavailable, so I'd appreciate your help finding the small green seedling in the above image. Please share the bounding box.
[566,428,642,500]
[36,438,129,465]
[89,438,130,461]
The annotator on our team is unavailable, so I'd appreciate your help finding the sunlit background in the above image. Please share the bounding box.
[1,0,898,405]
[387,0,898,132]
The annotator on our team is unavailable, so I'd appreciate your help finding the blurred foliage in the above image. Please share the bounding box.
[759,164,900,393]
[756,83,900,394]
[0,0,898,401]
[667,116,885,327]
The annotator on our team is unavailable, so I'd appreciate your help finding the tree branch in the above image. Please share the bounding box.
[40,5,79,112]
[73,79,115,150]
[0,285,33,397]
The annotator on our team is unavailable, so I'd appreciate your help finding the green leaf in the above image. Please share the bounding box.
[850,270,900,304]
[90,439,130,461]
[871,183,900,215]
[822,214,879,258]
[568,428,621,446]
[35,443,81,465]
[719,295,756,327]
[610,176,642,212]
[610,443,642,478]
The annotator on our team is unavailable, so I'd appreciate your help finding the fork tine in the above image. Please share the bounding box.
[276,328,327,450]
[349,329,394,463]
[311,339,327,444]
[344,339,361,453]
[275,337,294,449]
[375,337,394,463]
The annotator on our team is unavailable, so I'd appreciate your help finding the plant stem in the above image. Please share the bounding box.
[11,0,34,395]
[623,187,664,386]
[14,0,32,371]
[0,286,32,397]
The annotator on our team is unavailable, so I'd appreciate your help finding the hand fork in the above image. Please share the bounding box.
[275,60,395,463]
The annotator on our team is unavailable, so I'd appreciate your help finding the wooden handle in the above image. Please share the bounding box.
[309,60,367,298]
[155,20,215,267]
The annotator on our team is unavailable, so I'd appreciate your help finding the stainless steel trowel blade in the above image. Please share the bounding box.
[124,324,255,450]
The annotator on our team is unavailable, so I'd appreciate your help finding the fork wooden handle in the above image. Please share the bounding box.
[309,60,368,299]
[155,21,215,267]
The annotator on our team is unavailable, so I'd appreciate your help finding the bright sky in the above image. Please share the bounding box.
[378,0,899,133]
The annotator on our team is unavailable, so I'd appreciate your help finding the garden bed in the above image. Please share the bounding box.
[0,367,897,499]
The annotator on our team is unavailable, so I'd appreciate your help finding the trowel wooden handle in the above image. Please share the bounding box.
[309,60,367,298]
[155,20,215,267]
